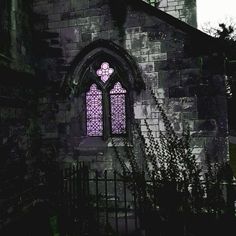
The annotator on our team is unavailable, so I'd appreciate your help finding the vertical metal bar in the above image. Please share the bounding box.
[68,166,72,215]
[72,164,76,210]
[123,171,128,235]
[59,167,65,233]
[95,171,100,232]
[60,168,64,200]
[133,177,138,231]
[86,166,90,197]
[82,165,86,200]
[114,171,119,234]
[76,160,79,210]
[104,170,109,226]
[152,171,157,208]
[64,168,68,217]
[78,162,82,201]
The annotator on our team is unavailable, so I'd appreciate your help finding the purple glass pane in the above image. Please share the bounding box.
[110,82,126,134]
[96,62,114,83]
[86,84,103,136]
[110,82,126,94]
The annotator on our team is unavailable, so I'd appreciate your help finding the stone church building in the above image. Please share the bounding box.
[0,0,229,172]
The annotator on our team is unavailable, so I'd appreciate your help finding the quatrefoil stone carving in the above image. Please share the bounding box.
[96,62,114,83]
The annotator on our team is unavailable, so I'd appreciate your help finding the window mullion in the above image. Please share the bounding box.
[103,90,110,140]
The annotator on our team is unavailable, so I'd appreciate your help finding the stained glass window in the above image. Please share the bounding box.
[110,82,127,134]
[86,84,103,136]
[85,62,128,137]
[96,62,114,83]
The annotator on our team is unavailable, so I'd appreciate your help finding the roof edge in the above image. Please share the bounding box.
[126,0,215,41]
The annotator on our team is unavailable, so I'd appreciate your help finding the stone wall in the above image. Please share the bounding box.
[0,0,35,152]
[0,0,11,57]
[0,0,34,73]
[33,0,228,171]
[143,0,197,27]
[0,0,36,178]
[0,84,31,160]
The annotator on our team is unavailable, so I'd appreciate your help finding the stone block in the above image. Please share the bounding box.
[48,21,61,29]
[169,86,186,98]
[76,17,90,25]
[140,48,150,56]
[125,27,142,35]
[159,120,166,132]
[168,1,178,6]
[58,123,67,134]
[139,62,155,73]
[166,6,176,11]
[141,118,159,126]
[141,124,158,133]
[194,119,217,132]
[159,0,168,7]
[125,39,132,50]
[149,41,161,54]
[61,27,80,43]
[176,5,183,10]
[48,13,61,22]
[90,16,101,24]
[144,72,159,86]
[137,55,149,63]
[70,0,89,10]
[56,111,66,123]
[151,112,159,118]
[134,104,152,119]
[66,42,79,50]
[149,53,167,62]
[131,38,142,50]
[81,33,92,42]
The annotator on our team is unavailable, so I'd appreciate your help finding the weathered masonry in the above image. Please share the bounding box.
[0,0,35,166]
[0,0,228,174]
[31,0,228,172]
[143,0,197,26]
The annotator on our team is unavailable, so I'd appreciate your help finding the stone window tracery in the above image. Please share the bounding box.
[86,84,103,136]
[110,82,127,135]
[85,62,127,137]
[96,62,114,83]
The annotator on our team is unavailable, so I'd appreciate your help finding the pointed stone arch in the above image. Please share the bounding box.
[63,39,144,140]
[66,39,145,95]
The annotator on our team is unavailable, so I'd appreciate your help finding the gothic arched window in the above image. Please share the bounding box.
[110,82,127,135]
[84,61,128,138]
[86,84,103,136]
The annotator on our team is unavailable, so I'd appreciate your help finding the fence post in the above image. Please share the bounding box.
[114,170,119,234]
[133,173,138,231]
[95,170,99,233]
[104,170,109,226]
[226,181,235,216]
[123,170,128,235]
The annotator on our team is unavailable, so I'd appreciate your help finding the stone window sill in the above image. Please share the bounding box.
[107,137,133,147]
[74,137,107,156]
[73,136,133,157]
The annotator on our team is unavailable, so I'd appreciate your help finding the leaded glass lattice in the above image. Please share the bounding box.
[110,82,127,134]
[86,84,103,136]
[96,62,114,83]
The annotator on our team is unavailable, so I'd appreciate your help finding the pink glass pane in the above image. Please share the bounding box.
[110,82,126,134]
[86,84,103,136]
[96,62,114,83]
[110,82,127,94]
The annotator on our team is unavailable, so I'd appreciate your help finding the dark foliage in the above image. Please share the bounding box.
[112,88,235,235]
